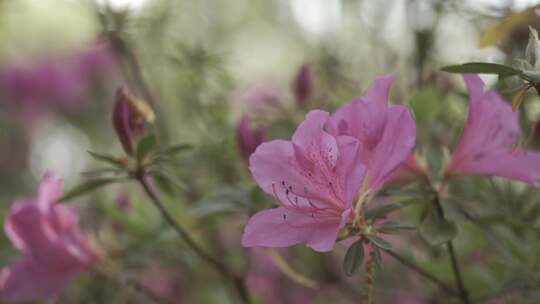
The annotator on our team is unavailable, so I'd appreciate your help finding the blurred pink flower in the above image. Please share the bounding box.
[242,75,416,252]
[0,172,97,303]
[446,74,540,186]
[293,63,314,106]
[236,115,267,163]
[242,110,365,252]
[327,74,416,191]
[236,81,282,115]
[137,265,183,304]
[115,192,131,212]
[0,42,117,119]
[246,249,313,304]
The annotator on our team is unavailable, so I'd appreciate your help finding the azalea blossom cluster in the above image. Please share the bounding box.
[241,73,540,252]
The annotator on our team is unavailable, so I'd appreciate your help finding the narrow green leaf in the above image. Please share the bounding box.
[136,135,157,160]
[366,235,392,250]
[441,62,523,78]
[365,203,402,220]
[59,178,118,202]
[343,238,364,276]
[162,144,192,156]
[419,210,458,246]
[88,151,124,168]
[377,221,417,234]
[153,174,175,196]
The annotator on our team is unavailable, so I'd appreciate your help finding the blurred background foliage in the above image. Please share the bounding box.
[2,0,540,303]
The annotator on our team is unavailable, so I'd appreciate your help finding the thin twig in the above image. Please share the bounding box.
[384,249,459,297]
[136,174,251,304]
[432,193,471,304]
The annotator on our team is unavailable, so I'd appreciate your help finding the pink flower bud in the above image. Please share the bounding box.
[112,87,155,155]
[236,116,267,163]
[292,64,313,106]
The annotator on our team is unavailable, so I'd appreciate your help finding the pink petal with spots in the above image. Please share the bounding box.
[242,207,351,252]
[245,110,364,251]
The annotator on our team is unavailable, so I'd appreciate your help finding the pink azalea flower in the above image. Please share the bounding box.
[242,110,364,252]
[446,75,540,186]
[242,74,416,252]
[235,81,282,115]
[0,41,117,122]
[327,74,416,191]
[136,264,183,304]
[0,172,97,303]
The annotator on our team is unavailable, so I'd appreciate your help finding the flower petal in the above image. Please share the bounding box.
[452,149,540,186]
[447,75,540,185]
[37,172,63,213]
[367,105,416,190]
[364,74,395,105]
[0,258,71,303]
[336,136,365,206]
[241,207,348,252]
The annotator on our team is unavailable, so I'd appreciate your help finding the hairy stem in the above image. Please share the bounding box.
[363,253,375,304]
[136,174,250,304]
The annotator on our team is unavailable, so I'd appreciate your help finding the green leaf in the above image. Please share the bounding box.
[88,151,124,168]
[153,174,175,196]
[343,238,364,276]
[377,221,417,234]
[191,187,248,218]
[366,235,392,250]
[441,62,523,79]
[365,203,402,220]
[162,144,192,156]
[419,210,458,246]
[59,178,119,202]
[136,135,157,160]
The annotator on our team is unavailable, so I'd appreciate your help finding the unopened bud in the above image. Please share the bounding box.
[236,116,266,163]
[112,87,155,155]
[525,26,540,70]
[293,64,313,106]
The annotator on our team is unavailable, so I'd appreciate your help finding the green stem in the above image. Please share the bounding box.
[432,193,471,304]
[384,249,459,297]
[136,174,250,304]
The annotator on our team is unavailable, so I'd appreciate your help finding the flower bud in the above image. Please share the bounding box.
[112,87,155,155]
[236,115,266,163]
[292,64,313,106]
[525,26,540,70]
